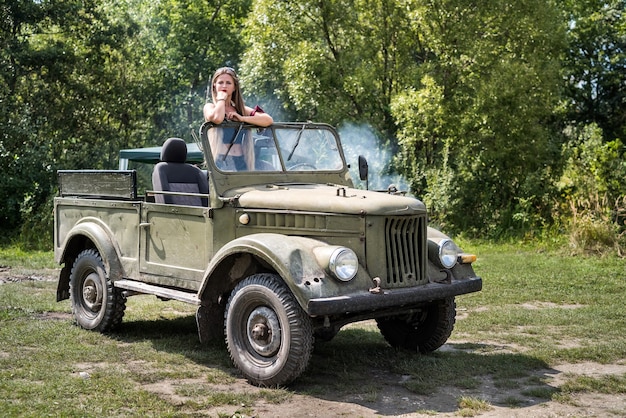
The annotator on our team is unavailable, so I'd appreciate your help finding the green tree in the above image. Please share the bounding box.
[397,1,565,234]
[556,1,625,252]
[3,0,622,247]
[1,0,134,242]
[399,0,566,235]
[241,0,420,140]
[0,0,250,247]
[140,0,251,141]
[563,0,626,143]
[243,0,566,235]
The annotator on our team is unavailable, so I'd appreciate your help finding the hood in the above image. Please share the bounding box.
[229,184,426,216]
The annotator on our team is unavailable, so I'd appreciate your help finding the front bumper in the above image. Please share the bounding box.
[306,276,482,316]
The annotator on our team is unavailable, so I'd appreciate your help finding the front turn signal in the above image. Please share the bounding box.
[459,253,477,264]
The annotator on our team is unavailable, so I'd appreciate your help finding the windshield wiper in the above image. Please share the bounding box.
[287,124,306,161]
[222,123,244,161]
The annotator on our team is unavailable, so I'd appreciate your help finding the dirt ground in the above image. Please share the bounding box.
[3,268,625,417]
[137,361,626,418]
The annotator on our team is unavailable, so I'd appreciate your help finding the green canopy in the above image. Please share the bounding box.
[118,143,204,170]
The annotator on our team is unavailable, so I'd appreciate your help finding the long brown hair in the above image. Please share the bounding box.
[209,67,254,170]
[210,67,245,115]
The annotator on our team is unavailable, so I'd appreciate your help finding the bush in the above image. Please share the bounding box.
[559,124,626,256]
[19,193,55,251]
[566,194,625,257]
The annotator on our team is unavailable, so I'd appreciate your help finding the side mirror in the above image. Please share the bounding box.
[358,155,368,181]
[358,155,369,190]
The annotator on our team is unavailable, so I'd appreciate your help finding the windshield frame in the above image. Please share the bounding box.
[198,121,354,202]
[199,121,349,175]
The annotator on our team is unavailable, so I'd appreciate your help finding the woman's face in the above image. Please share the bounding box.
[214,73,236,98]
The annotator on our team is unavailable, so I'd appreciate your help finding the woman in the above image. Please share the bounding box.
[203,67,273,171]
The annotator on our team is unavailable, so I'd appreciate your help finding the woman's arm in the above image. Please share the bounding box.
[203,100,227,123]
[228,106,273,127]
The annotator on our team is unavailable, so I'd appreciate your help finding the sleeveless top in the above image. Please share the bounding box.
[221,126,246,144]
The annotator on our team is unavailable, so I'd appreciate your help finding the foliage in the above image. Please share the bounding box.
[0,0,248,248]
[241,0,418,138]
[562,0,626,143]
[556,0,626,253]
[242,0,572,237]
[392,0,567,236]
[1,0,142,237]
[0,0,625,247]
[559,124,626,255]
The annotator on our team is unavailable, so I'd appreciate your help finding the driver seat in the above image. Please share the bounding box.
[152,138,208,206]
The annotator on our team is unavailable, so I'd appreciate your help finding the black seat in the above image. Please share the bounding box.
[152,138,208,206]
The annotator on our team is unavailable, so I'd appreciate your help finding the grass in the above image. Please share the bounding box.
[455,243,626,365]
[560,373,626,395]
[0,246,57,270]
[1,241,626,416]
[457,396,492,416]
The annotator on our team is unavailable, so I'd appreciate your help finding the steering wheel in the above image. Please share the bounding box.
[287,163,317,171]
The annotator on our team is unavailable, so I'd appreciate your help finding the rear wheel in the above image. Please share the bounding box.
[69,249,126,332]
[376,297,456,353]
[224,273,314,386]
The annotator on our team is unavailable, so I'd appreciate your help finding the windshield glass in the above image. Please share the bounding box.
[204,123,345,173]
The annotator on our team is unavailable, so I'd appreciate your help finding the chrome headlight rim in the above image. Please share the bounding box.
[329,247,358,282]
[438,239,459,269]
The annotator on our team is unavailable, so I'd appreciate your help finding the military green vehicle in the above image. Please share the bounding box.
[54,121,482,386]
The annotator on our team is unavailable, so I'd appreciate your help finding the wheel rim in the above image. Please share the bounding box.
[246,306,281,357]
[82,272,103,313]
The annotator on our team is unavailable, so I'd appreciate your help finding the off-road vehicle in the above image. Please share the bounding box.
[54,121,482,386]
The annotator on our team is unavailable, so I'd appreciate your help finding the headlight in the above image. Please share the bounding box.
[329,248,358,281]
[438,239,458,269]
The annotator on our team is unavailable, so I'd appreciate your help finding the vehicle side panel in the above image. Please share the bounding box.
[139,203,212,289]
[54,198,141,277]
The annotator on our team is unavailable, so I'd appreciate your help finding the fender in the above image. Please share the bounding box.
[427,226,451,244]
[426,226,478,281]
[198,233,365,312]
[56,218,125,301]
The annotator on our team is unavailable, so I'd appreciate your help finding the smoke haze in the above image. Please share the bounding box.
[338,123,410,192]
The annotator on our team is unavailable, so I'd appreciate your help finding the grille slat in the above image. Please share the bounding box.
[384,216,426,286]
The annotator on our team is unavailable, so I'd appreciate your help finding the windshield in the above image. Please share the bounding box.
[202,122,345,173]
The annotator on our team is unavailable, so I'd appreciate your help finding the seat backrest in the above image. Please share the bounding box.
[152,138,208,206]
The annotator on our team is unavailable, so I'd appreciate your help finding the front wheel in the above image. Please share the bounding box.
[224,273,314,386]
[376,297,456,353]
[69,249,126,332]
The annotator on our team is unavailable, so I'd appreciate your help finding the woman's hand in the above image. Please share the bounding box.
[228,111,273,127]
[216,91,229,102]
[227,112,244,122]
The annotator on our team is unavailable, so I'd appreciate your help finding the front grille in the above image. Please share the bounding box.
[384,216,427,286]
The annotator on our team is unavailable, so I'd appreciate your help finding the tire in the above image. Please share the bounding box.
[224,273,314,386]
[69,249,126,332]
[376,297,456,353]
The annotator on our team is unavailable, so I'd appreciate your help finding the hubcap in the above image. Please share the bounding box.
[246,306,281,357]
[82,273,102,311]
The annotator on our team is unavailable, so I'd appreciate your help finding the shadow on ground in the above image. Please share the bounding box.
[112,313,558,416]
